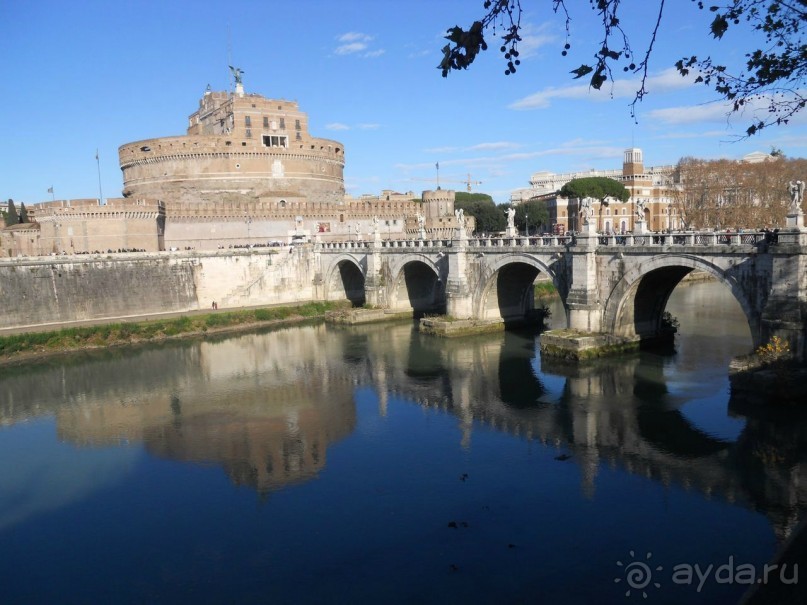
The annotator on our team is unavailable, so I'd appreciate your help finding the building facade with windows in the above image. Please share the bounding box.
[119,85,346,206]
[512,148,681,233]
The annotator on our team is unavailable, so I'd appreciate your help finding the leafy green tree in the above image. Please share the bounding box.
[4,199,18,227]
[439,1,806,135]
[515,198,550,234]
[19,203,29,224]
[455,192,506,233]
[559,177,630,203]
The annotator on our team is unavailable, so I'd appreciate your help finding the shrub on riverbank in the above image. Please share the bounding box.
[534,282,557,299]
[0,301,347,359]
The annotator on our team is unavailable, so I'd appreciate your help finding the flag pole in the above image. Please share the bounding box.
[95,149,104,205]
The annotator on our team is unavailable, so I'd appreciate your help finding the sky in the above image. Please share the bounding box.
[2,0,806,206]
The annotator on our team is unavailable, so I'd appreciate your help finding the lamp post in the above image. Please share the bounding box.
[525,213,529,237]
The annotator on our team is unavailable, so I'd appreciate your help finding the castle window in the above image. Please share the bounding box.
[262,135,288,148]
[279,200,286,208]
[263,117,269,128]
[280,117,286,129]
[296,132,301,141]
[245,130,251,138]
[295,119,301,130]
[245,116,251,127]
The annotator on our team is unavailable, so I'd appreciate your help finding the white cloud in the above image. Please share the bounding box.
[469,141,523,151]
[514,22,557,59]
[647,102,742,125]
[509,67,696,110]
[334,32,383,58]
[335,42,368,56]
[326,122,380,131]
[338,32,373,43]
[654,129,732,140]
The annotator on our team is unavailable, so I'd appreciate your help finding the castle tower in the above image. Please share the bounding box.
[118,87,345,205]
[623,147,644,177]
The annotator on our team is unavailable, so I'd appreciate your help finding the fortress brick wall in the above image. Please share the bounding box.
[162,197,436,248]
[9,198,166,255]
[0,249,317,331]
[119,90,345,205]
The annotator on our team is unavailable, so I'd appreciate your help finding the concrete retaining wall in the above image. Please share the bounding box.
[0,248,317,331]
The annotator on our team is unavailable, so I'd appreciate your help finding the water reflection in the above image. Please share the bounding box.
[3,283,807,603]
[1,303,805,548]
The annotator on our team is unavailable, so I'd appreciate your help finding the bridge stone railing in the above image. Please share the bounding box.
[467,235,572,248]
[317,231,767,252]
[318,239,452,251]
[595,230,766,247]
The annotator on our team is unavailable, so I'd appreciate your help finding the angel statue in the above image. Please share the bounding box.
[372,216,380,233]
[417,212,425,229]
[229,65,245,86]
[788,181,805,212]
[579,197,594,221]
[505,206,516,229]
[635,198,648,220]
[455,208,464,227]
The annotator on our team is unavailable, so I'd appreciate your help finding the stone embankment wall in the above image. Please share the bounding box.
[0,248,316,331]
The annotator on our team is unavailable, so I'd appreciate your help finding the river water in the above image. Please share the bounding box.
[1,281,805,604]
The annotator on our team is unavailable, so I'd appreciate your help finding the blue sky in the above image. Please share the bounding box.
[2,0,805,205]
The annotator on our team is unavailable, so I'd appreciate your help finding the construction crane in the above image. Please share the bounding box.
[410,172,483,192]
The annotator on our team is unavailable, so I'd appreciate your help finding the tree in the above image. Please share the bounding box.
[559,177,630,203]
[455,192,506,233]
[19,203,29,224]
[4,199,18,227]
[515,198,550,233]
[672,155,807,229]
[439,1,806,136]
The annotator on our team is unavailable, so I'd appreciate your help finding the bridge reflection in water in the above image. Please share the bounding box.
[0,281,805,603]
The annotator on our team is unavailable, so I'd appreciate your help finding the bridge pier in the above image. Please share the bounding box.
[364,236,386,307]
[761,228,807,361]
[445,229,474,319]
[566,228,602,332]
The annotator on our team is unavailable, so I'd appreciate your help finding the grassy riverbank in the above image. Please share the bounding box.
[534,281,558,299]
[0,301,348,363]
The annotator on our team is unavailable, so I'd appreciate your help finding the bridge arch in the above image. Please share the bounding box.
[603,254,760,347]
[387,255,445,315]
[323,254,366,306]
[475,254,564,324]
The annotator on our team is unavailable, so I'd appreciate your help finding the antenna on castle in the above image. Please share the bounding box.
[226,23,232,79]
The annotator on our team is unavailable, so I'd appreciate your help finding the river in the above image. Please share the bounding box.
[0,280,805,604]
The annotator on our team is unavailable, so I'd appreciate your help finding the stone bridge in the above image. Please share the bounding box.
[316,227,807,359]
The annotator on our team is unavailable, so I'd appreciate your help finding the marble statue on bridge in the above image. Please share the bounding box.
[579,197,595,223]
[505,206,515,229]
[788,180,804,213]
[635,198,648,220]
